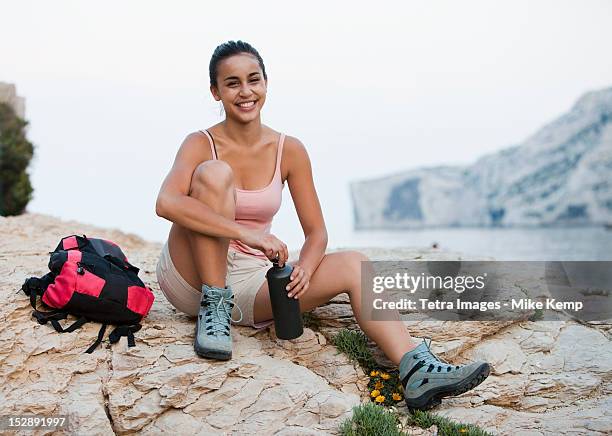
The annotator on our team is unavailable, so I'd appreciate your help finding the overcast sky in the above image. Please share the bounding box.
[2,0,611,248]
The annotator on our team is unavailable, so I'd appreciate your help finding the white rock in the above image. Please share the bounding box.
[468,339,526,375]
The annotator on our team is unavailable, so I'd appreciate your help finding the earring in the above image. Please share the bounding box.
[219,102,225,117]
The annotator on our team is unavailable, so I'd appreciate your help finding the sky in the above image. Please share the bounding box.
[1,0,611,249]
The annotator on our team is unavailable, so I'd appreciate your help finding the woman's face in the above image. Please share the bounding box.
[211,53,267,123]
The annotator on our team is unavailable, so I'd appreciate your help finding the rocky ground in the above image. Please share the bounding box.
[1,214,610,435]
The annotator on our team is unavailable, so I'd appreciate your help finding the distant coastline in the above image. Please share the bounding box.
[351,87,612,230]
[346,226,612,261]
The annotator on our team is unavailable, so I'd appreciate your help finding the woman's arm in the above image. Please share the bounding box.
[155,132,245,240]
[285,136,328,280]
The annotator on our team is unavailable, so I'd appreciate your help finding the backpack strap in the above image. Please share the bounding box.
[32,308,88,333]
[104,254,140,274]
[49,316,89,333]
[85,323,108,354]
[108,324,142,348]
[32,309,68,324]
[22,274,55,309]
[83,323,141,354]
[33,311,105,353]
[58,234,89,251]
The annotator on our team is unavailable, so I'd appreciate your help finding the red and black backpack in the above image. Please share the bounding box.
[21,234,155,353]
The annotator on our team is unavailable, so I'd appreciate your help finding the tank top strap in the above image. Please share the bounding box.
[199,129,218,160]
[275,133,286,177]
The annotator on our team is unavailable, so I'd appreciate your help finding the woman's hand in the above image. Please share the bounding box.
[286,263,311,299]
[240,229,289,266]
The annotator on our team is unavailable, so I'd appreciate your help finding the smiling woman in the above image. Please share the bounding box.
[209,42,268,120]
[153,39,490,410]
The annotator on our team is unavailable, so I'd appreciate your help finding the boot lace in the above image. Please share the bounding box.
[201,289,243,337]
[411,337,461,373]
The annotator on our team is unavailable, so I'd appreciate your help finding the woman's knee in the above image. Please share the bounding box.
[342,250,370,268]
[189,160,234,197]
[336,250,370,292]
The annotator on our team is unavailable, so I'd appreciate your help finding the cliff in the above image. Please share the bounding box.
[351,87,612,229]
[0,82,26,118]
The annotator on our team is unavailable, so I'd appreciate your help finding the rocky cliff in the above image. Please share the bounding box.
[1,214,610,434]
[351,87,612,229]
[0,82,26,118]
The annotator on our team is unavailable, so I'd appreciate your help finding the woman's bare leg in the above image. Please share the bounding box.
[167,160,236,290]
[253,250,417,365]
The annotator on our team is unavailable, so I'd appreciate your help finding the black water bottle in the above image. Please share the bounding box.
[266,259,303,340]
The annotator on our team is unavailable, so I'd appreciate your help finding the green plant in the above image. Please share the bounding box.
[302,311,321,330]
[333,328,492,435]
[367,369,404,407]
[0,102,34,216]
[332,329,377,372]
[528,308,544,321]
[339,402,404,436]
[333,330,404,407]
[406,409,493,436]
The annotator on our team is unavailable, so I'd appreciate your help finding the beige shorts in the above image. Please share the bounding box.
[155,241,274,328]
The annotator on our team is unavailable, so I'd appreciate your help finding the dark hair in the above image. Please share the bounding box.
[209,40,267,87]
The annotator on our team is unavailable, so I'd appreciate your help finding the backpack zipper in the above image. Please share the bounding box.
[76,261,96,275]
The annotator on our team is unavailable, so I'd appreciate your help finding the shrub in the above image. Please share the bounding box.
[407,409,493,436]
[339,402,403,436]
[0,102,34,215]
[332,329,377,372]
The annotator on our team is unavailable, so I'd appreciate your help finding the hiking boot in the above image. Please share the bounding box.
[399,339,490,410]
[194,284,243,360]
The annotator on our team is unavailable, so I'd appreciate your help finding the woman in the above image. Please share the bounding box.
[155,40,490,410]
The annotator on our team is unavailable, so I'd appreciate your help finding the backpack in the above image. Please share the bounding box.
[20,234,155,353]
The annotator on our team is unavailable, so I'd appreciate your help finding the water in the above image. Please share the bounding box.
[336,226,612,261]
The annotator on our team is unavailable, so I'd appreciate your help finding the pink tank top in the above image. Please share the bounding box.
[200,130,285,259]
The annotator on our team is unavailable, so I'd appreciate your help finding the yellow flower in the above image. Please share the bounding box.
[375,395,385,403]
[370,370,379,377]
[370,389,380,398]
[374,381,383,390]
[392,393,402,401]
[459,429,468,433]
[381,373,390,380]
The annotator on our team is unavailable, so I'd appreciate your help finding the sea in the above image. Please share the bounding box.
[334,226,612,261]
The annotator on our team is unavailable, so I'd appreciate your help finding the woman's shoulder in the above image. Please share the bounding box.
[260,125,301,147]
[280,133,308,158]
[263,125,303,152]
[176,129,214,161]
[184,129,210,142]
[276,131,311,177]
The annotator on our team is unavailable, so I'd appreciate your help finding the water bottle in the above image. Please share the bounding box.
[266,259,303,340]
